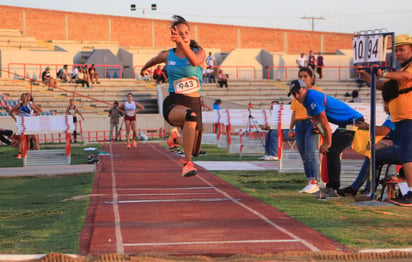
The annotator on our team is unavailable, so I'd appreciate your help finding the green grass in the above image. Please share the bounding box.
[214,170,412,250]
[0,144,102,168]
[0,173,93,254]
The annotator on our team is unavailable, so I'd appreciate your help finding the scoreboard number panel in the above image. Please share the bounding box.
[353,34,387,64]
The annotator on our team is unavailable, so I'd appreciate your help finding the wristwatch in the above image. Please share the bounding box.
[382,70,389,78]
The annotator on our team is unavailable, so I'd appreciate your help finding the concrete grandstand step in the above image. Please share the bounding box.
[0,28,23,37]
[0,36,38,42]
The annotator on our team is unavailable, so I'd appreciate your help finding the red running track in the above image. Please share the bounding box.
[80,143,348,256]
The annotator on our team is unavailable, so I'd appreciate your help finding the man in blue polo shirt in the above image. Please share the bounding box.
[289,79,364,198]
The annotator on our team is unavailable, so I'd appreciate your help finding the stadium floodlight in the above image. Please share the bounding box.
[130,3,157,14]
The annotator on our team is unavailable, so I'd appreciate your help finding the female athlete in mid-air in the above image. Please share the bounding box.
[140,15,206,177]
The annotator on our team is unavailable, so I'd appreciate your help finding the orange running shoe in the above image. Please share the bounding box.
[127,144,131,149]
[16,153,22,159]
[182,161,197,177]
[133,140,137,148]
[179,159,187,165]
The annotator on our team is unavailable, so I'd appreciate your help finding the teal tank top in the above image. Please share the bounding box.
[166,48,203,93]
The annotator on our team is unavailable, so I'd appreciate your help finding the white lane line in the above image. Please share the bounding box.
[124,239,299,247]
[105,198,239,204]
[116,186,214,191]
[197,175,320,252]
[150,144,321,252]
[109,143,124,254]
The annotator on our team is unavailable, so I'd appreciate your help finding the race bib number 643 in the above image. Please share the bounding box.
[173,77,200,94]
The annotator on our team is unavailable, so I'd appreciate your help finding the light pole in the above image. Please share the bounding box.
[130,3,157,15]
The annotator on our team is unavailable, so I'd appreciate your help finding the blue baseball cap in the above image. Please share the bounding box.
[288,79,307,97]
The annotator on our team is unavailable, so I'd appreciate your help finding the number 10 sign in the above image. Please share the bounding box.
[353,34,387,64]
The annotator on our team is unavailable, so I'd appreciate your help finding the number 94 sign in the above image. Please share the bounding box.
[353,34,387,64]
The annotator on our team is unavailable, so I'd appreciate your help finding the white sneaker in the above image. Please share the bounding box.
[299,182,312,193]
[303,183,319,194]
[263,155,279,161]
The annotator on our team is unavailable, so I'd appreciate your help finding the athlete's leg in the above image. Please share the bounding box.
[73,122,78,142]
[131,120,138,147]
[131,120,138,140]
[125,120,131,146]
[168,105,196,163]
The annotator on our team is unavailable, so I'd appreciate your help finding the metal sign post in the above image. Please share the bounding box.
[352,30,395,200]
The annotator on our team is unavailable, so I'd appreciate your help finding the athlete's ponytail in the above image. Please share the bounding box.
[171,15,189,30]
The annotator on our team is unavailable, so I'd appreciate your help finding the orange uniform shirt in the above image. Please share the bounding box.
[389,63,412,122]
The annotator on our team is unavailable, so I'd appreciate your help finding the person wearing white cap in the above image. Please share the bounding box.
[358,34,412,206]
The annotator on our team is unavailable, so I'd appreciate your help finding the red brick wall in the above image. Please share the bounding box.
[25,8,66,40]
[67,13,109,41]
[112,17,152,47]
[286,31,322,54]
[196,23,238,50]
[323,34,353,53]
[0,5,352,53]
[0,6,24,31]
[240,27,285,51]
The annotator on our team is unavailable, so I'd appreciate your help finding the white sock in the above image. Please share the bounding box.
[398,182,409,195]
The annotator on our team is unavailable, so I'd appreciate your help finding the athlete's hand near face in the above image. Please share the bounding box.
[170,26,186,46]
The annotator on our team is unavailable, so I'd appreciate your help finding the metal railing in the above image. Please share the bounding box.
[133,65,257,81]
[7,63,123,79]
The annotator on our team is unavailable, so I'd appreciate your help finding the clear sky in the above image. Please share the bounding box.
[2,0,411,34]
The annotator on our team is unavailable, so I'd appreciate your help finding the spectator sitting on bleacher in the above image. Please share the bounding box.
[349,89,363,103]
[42,67,57,88]
[217,69,228,88]
[83,66,92,86]
[71,66,79,81]
[140,67,152,81]
[57,65,71,83]
[337,101,400,197]
[288,67,324,194]
[206,66,215,83]
[153,65,167,83]
[88,64,100,84]
[75,67,90,88]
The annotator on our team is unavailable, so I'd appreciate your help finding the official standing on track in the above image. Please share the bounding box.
[140,15,206,177]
